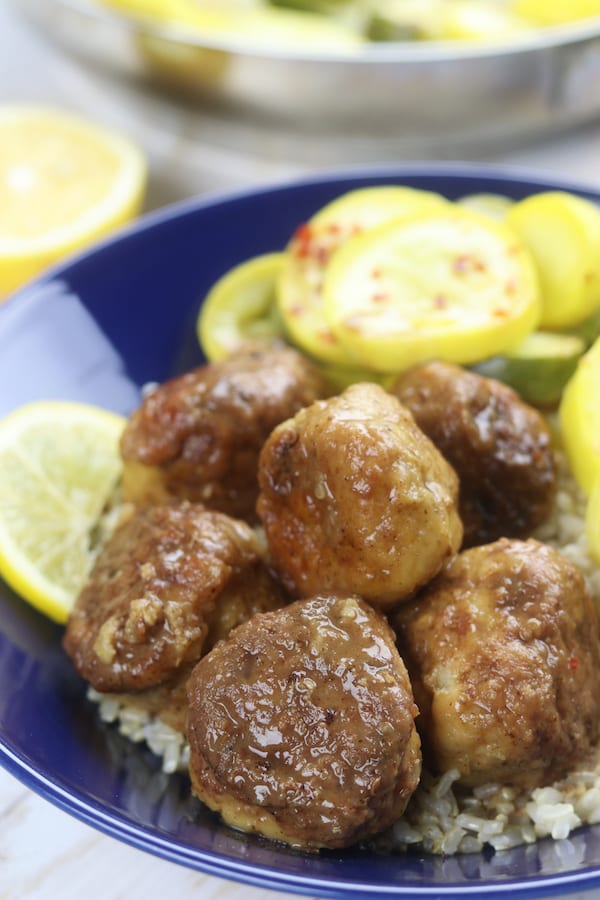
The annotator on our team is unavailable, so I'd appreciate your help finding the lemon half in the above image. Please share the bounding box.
[0,106,147,300]
[0,402,126,623]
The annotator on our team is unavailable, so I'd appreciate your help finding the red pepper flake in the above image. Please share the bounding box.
[569,656,580,671]
[371,291,389,303]
[317,329,337,345]
[493,307,509,318]
[505,279,517,296]
[289,304,305,317]
[371,267,382,279]
[315,244,331,265]
[453,254,486,274]
[433,294,448,309]
[327,223,341,234]
[293,223,314,258]
[343,316,363,332]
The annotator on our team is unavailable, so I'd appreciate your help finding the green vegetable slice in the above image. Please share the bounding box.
[472,330,585,408]
[364,0,446,41]
[322,206,541,373]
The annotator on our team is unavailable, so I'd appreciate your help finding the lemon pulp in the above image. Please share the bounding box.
[0,106,146,299]
[0,401,126,623]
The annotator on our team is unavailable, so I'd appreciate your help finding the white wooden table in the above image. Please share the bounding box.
[3,3,600,898]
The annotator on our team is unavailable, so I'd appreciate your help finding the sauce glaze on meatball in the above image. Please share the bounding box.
[120,344,330,522]
[390,360,557,547]
[186,594,422,850]
[394,538,600,789]
[63,502,283,694]
[257,382,462,608]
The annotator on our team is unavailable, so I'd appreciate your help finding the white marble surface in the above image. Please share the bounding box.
[3,3,600,899]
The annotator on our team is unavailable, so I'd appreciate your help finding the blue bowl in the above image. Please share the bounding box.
[2,164,600,900]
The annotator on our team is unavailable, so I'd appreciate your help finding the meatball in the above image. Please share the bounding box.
[390,360,557,547]
[63,502,284,693]
[393,538,600,789]
[256,382,462,608]
[119,343,330,522]
[186,594,422,850]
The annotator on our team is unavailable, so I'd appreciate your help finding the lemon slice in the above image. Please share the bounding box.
[323,206,541,373]
[277,186,449,366]
[0,106,147,300]
[198,252,285,361]
[0,402,126,623]
[559,335,600,494]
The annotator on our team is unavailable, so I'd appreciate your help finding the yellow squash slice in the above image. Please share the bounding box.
[506,191,600,330]
[586,472,600,564]
[322,206,541,373]
[276,186,449,366]
[559,335,600,494]
[198,252,285,361]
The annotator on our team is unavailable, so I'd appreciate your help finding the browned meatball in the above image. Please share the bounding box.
[186,594,422,850]
[63,502,284,693]
[256,382,462,608]
[119,343,330,522]
[393,538,600,789]
[390,360,557,547]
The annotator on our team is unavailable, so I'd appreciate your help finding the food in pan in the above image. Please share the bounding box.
[98,0,600,50]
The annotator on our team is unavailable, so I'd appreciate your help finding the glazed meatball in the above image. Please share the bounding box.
[256,382,462,608]
[63,503,284,693]
[394,538,600,789]
[186,594,422,850]
[120,343,330,522]
[390,360,557,547]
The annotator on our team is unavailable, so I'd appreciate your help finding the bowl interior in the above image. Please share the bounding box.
[2,165,600,899]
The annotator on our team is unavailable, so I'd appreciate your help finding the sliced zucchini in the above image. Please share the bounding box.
[316,362,389,391]
[559,335,600,494]
[511,0,600,26]
[439,0,532,40]
[568,307,600,347]
[198,252,285,361]
[322,206,541,373]
[268,0,353,13]
[311,185,448,229]
[276,186,448,366]
[457,192,514,221]
[586,472,600,564]
[101,0,363,51]
[364,0,447,41]
[506,191,600,331]
[472,331,585,408]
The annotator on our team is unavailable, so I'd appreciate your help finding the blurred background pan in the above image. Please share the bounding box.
[15,0,600,196]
